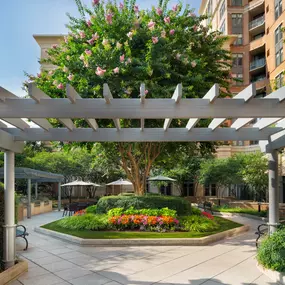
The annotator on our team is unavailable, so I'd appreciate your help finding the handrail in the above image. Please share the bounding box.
[249,15,265,30]
[250,58,266,70]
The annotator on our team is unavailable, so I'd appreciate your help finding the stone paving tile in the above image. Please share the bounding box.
[69,272,112,285]
[48,247,75,255]
[41,260,79,273]
[68,254,100,266]
[9,280,23,285]
[251,274,277,285]
[83,259,121,272]
[18,272,64,285]
[54,267,92,281]
[18,266,49,280]
[60,250,90,260]
[28,255,64,266]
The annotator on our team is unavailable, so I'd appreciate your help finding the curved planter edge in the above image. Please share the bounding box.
[34,223,249,247]
[257,263,285,285]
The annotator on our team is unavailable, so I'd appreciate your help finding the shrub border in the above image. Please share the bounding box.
[257,263,285,285]
[0,259,28,285]
[34,223,249,246]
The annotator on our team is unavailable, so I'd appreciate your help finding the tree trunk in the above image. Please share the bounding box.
[118,143,162,195]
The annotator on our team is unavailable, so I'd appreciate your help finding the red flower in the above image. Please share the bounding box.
[201,211,214,220]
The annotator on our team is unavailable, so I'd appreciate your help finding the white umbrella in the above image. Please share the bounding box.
[148,175,176,182]
[106,178,133,194]
[61,180,101,187]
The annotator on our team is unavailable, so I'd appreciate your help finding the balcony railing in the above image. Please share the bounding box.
[250,58,265,71]
[251,75,266,82]
[249,15,265,30]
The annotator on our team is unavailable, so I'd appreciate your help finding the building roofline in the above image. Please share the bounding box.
[199,0,208,15]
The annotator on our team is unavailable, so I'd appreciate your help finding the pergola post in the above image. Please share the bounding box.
[27,178,31,219]
[35,182,38,199]
[58,182,61,211]
[3,151,16,269]
[268,149,280,235]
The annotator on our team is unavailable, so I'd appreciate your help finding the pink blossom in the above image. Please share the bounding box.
[37,73,41,78]
[188,12,196,17]
[79,31,86,39]
[92,0,99,5]
[106,13,113,24]
[172,4,179,12]
[48,70,54,75]
[164,17,170,24]
[85,49,92,56]
[148,20,155,30]
[87,39,94,45]
[127,31,133,39]
[102,38,109,46]
[193,25,198,32]
[96,66,106,76]
[66,55,71,61]
[113,67,119,74]
[134,5,139,13]
[79,54,85,61]
[120,54,125,62]
[68,74,74,81]
[84,61,89,68]
[191,60,197,67]
[145,90,149,95]
[57,83,64,90]
[92,32,99,40]
[161,30,166,38]
[86,19,92,27]
[64,36,68,44]
[169,29,175,35]
[119,2,124,9]
[116,42,122,49]
[152,36,159,44]
[156,7,163,16]
[51,44,58,49]
[63,66,69,72]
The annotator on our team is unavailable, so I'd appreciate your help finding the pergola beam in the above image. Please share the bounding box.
[231,118,254,130]
[1,119,30,131]
[0,130,24,153]
[253,118,282,130]
[4,127,282,142]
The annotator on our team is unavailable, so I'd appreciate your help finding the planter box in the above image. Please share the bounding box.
[23,201,52,218]
[0,259,28,285]
[257,263,285,285]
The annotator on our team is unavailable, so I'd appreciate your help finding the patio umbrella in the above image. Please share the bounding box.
[147,175,176,182]
[106,178,133,194]
[61,180,101,202]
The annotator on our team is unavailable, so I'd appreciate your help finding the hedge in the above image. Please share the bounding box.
[96,195,191,216]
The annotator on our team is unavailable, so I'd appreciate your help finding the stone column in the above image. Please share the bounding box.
[58,182,61,211]
[27,178,32,219]
[35,182,38,199]
[3,151,16,269]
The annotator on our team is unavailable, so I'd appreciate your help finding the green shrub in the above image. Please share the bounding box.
[179,216,219,232]
[190,207,201,216]
[86,205,97,214]
[57,214,109,231]
[107,207,177,217]
[96,195,191,215]
[257,228,285,272]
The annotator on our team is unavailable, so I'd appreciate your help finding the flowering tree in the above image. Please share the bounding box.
[27,0,231,195]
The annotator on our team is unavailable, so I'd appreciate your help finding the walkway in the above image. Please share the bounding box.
[12,212,275,285]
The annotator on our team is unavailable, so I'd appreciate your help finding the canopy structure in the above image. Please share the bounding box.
[106,178,133,186]
[148,175,176,182]
[61,180,100,187]
[0,81,285,269]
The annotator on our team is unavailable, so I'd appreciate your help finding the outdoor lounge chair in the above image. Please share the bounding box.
[16,225,29,251]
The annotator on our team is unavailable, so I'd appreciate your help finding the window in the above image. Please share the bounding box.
[220,1,225,20]
[206,0,213,25]
[275,72,284,89]
[232,54,243,67]
[220,20,226,34]
[232,73,243,86]
[275,0,282,20]
[231,0,242,6]
[275,24,283,67]
[232,14,243,34]
[253,33,264,40]
[237,140,244,146]
[233,34,243,46]
[182,181,194,196]
[250,140,259,145]
[205,184,217,196]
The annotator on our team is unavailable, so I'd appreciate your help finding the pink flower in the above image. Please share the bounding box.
[116,42,122,49]
[102,38,109,46]
[57,83,64,90]
[79,54,85,61]
[48,70,54,75]
[85,49,92,56]
[86,20,92,27]
[119,2,124,9]
[92,0,99,5]
[156,7,163,16]
[68,74,74,81]
[64,36,68,44]
[79,31,86,39]
[87,39,94,45]
[145,90,149,95]
[193,25,198,32]
[84,61,89,68]
[164,17,170,24]
[113,67,119,74]
[37,73,41,78]
[152,37,159,44]
[51,44,58,49]
[191,61,197,67]
[120,54,125,62]
[96,66,106,76]
[63,66,69,72]
[148,20,155,30]
[106,13,113,24]
[188,12,196,17]
[161,30,166,38]
[172,4,179,12]
[93,32,99,40]
[134,5,139,13]
[169,29,175,35]
[127,31,133,39]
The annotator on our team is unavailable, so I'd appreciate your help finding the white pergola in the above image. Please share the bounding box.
[1,82,285,268]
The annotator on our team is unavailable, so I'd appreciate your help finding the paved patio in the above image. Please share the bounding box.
[12,212,275,285]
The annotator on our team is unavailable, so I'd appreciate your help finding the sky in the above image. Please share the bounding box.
[0,0,200,97]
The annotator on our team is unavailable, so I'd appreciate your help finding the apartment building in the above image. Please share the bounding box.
[199,0,285,96]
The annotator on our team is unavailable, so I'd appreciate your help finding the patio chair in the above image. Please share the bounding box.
[62,203,78,216]
[16,225,29,251]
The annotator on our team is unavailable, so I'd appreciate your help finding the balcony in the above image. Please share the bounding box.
[251,75,267,90]
[249,15,265,35]
[248,0,264,13]
[250,58,266,75]
[250,36,265,52]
